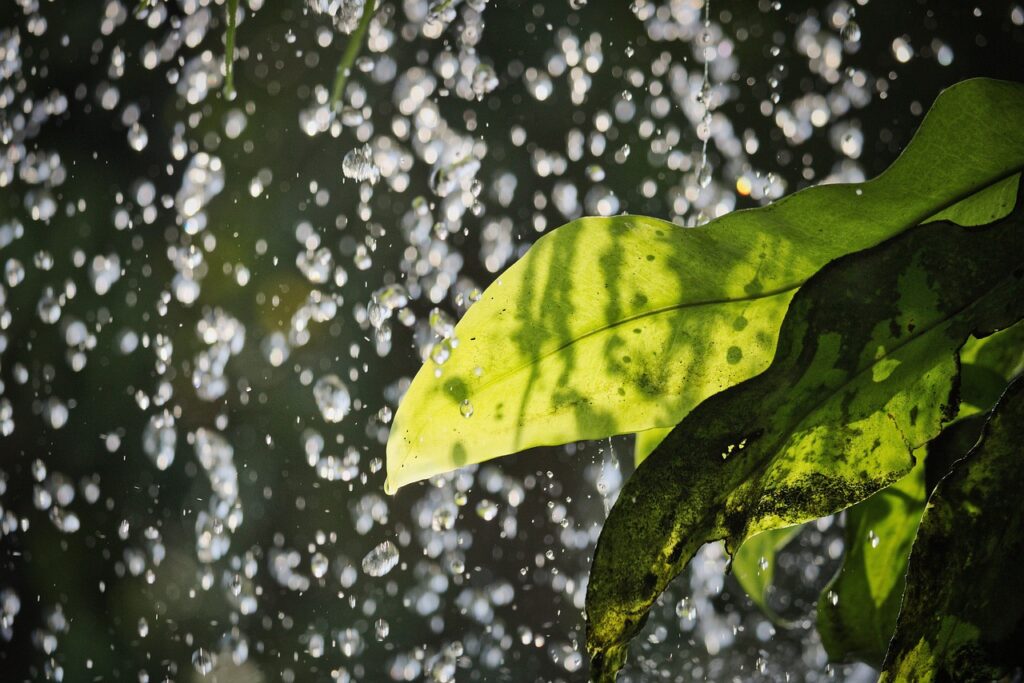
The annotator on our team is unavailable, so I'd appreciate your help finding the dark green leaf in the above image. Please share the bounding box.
[881,377,1024,681]
[729,524,804,626]
[640,425,808,626]
[817,461,926,666]
[817,320,1024,665]
[386,79,1024,493]
[585,184,1024,681]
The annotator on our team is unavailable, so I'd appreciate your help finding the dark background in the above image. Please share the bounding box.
[0,0,1021,680]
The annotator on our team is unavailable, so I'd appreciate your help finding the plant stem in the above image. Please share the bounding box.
[329,0,376,112]
[224,0,239,98]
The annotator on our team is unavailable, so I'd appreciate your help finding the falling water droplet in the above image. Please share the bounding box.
[361,540,399,577]
[313,374,351,423]
[342,144,381,184]
[192,648,215,675]
[841,20,861,42]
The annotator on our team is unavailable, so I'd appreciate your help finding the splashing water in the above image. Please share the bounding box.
[0,0,1005,680]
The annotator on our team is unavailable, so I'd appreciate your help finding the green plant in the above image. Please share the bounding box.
[218,0,378,108]
[387,77,1024,681]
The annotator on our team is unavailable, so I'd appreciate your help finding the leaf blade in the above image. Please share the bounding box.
[586,188,1024,680]
[817,319,1024,666]
[386,79,1024,493]
[730,524,804,626]
[880,377,1024,681]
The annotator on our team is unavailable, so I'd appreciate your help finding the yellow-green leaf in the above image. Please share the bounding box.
[817,318,1024,666]
[386,78,1024,493]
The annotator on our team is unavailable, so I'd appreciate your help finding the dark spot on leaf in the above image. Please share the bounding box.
[668,539,684,564]
[726,346,743,364]
[452,442,468,467]
[445,378,469,404]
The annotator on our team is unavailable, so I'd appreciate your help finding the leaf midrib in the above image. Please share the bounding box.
[696,258,1018,581]
[432,167,1024,409]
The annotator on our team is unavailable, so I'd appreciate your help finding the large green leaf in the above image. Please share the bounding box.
[633,179,1022,630]
[585,188,1024,680]
[817,318,1024,665]
[880,377,1024,681]
[815,317,1024,663]
[385,79,1024,493]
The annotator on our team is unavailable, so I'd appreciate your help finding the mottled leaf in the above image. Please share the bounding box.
[640,428,807,626]
[817,320,1024,665]
[586,186,1024,680]
[880,377,1024,681]
[386,79,1024,493]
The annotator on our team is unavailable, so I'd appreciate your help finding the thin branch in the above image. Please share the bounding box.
[329,0,377,112]
[224,0,240,99]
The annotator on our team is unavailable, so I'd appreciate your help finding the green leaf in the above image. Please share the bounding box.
[817,460,927,667]
[880,377,1024,681]
[386,78,1024,493]
[817,319,1024,666]
[585,186,1024,681]
[729,524,803,625]
[224,0,239,98]
[639,428,806,626]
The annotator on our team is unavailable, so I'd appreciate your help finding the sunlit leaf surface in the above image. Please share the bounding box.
[387,79,1024,493]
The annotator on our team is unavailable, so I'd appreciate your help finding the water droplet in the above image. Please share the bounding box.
[374,618,389,640]
[311,552,329,578]
[431,503,456,531]
[192,648,215,675]
[675,597,696,620]
[342,144,380,184]
[361,540,399,577]
[476,499,498,521]
[313,374,351,423]
[841,20,861,43]
[459,399,474,418]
